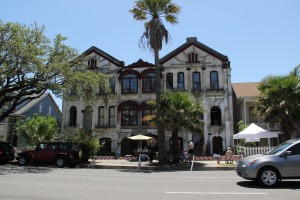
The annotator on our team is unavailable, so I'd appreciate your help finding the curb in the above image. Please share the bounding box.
[80,164,236,171]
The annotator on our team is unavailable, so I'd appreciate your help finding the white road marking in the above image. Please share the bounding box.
[165,192,268,195]
[180,177,240,179]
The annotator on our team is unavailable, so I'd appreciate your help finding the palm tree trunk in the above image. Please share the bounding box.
[155,49,165,164]
[171,128,179,160]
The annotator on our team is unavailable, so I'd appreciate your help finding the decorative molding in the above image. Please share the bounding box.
[206,89,225,97]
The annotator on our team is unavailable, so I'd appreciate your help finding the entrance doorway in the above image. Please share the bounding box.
[213,136,223,154]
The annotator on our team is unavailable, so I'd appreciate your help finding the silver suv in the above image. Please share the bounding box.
[236,138,300,187]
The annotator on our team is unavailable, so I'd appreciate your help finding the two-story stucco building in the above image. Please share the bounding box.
[61,37,234,156]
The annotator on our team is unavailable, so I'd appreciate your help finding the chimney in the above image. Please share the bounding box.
[186,37,197,42]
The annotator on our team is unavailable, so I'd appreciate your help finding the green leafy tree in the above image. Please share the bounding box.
[256,65,300,139]
[0,20,110,122]
[15,114,59,146]
[63,128,100,163]
[144,91,204,163]
[237,120,247,132]
[130,0,181,164]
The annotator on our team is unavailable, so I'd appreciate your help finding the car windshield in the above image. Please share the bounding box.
[266,141,294,155]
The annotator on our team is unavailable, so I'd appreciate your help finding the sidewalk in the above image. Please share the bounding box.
[82,158,237,171]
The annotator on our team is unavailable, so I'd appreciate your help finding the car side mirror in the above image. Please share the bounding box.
[281,151,292,157]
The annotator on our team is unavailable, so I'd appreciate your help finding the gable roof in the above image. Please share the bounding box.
[12,93,61,116]
[232,82,260,99]
[82,46,124,67]
[159,37,229,67]
[125,59,154,68]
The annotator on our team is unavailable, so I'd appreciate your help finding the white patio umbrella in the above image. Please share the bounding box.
[128,134,153,140]
[128,134,153,152]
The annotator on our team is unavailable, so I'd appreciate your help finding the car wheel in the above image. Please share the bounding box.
[18,156,27,166]
[258,167,279,187]
[0,159,8,165]
[56,157,65,168]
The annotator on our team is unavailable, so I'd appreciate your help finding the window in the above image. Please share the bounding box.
[122,74,138,94]
[142,72,156,93]
[48,106,52,115]
[248,106,257,123]
[109,78,116,94]
[287,143,300,155]
[210,106,221,125]
[121,105,138,126]
[88,58,97,68]
[39,103,43,113]
[166,73,173,90]
[69,106,77,126]
[178,72,185,90]
[210,71,219,89]
[98,84,105,94]
[192,72,201,91]
[142,105,156,126]
[98,106,104,127]
[38,143,47,150]
[109,106,115,127]
[49,143,57,150]
[188,53,198,63]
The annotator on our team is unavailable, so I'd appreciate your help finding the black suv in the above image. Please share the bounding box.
[17,142,80,168]
[0,142,15,165]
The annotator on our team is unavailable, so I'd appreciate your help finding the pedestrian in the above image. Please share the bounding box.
[188,140,194,156]
[225,147,233,164]
[148,146,154,162]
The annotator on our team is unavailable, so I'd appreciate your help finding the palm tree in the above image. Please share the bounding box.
[144,91,204,163]
[256,65,300,139]
[161,91,204,162]
[130,0,181,163]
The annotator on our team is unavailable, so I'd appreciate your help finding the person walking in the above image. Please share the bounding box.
[148,146,154,162]
[225,147,233,164]
[188,140,194,156]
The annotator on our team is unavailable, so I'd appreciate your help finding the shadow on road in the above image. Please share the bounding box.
[0,164,53,175]
[237,180,300,189]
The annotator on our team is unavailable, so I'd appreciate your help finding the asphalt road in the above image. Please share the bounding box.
[1,164,300,200]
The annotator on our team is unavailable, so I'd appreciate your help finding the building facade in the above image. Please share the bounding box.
[0,93,62,148]
[62,37,234,156]
[232,82,281,145]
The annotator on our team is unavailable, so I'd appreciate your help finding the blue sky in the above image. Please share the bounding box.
[2,0,300,108]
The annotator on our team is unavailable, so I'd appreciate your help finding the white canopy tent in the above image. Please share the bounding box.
[233,123,280,146]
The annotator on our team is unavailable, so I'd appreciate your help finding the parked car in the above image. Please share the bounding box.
[236,138,300,187]
[0,142,15,165]
[16,142,80,168]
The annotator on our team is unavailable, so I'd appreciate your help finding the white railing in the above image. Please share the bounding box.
[241,146,276,157]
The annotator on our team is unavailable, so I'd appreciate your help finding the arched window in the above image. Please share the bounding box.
[210,71,219,89]
[142,104,156,126]
[69,106,77,126]
[210,106,221,125]
[192,71,201,91]
[121,105,138,126]
[142,72,156,93]
[178,72,185,90]
[166,73,173,90]
[122,74,138,94]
